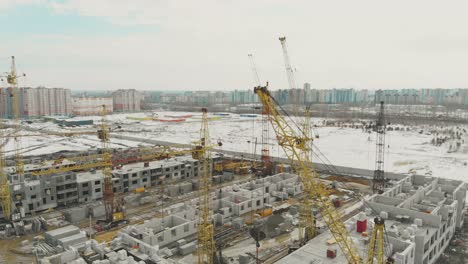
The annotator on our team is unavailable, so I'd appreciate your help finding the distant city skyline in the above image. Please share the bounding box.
[1,1,468,91]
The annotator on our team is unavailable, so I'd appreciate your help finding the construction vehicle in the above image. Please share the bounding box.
[257,204,273,217]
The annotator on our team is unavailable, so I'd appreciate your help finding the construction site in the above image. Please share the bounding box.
[1,37,467,264]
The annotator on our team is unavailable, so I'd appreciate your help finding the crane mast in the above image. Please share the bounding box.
[260,105,272,176]
[0,56,25,220]
[98,105,115,222]
[248,54,262,86]
[197,108,215,264]
[254,84,362,264]
[0,127,11,220]
[279,37,316,243]
[248,54,272,176]
[8,56,25,183]
[373,101,386,193]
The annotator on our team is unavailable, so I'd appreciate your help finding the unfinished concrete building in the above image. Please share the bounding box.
[117,173,302,253]
[112,157,200,193]
[120,204,198,249]
[35,173,304,264]
[33,170,465,264]
[278,173,467,264]
[1,155,200,218]
[214,173,302,220]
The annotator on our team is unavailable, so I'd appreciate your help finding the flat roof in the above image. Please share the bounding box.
[76,170,104,183]
[113,155,195,174]
[5,159,76,173]
[58,232,86,243]
[45,225,80,237]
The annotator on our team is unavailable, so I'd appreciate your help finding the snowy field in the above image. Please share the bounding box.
[2,111,467,182]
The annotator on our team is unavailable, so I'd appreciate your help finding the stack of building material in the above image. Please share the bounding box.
[239,254,251,264]
[45,225,81,247]
[178,182,193,194]
[4,224,14,237]
[89,204,105,218]
[31,217,45,233]
[64,207,87,222]
[58,231,87,249]
[179,241,196,255]
[13,221,25,236]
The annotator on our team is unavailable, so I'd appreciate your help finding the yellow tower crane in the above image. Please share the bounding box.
[197,108,215,264]
[366,217,392,264]
[8,56,26,182]
[0,56,25,220]
[0,125,11,220]
[254,84,363,263]
[97,105,121,223]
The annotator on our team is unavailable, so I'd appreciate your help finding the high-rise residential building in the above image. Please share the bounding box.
[303,83,312,103]
[0,87,72,118]
[72,97,113,116]
[112,89,141,112]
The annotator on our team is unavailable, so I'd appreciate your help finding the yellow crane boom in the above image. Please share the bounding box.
[30,145,214,176]
[366,217,386,264]
[254,84,362,264]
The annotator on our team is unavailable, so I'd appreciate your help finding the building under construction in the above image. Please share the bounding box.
[1,51,467,264]
[2,155,201,217]
[28,170,466,264]
[279,173,466,264]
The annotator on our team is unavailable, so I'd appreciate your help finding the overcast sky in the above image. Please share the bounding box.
[1,0,468,91]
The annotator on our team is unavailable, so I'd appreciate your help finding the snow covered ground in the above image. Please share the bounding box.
[3,111,467,182]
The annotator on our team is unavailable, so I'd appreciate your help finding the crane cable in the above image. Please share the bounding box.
[267,91,394,262]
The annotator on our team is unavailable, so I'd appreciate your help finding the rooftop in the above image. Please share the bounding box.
[76,170,104,183]
[113,155,195,174]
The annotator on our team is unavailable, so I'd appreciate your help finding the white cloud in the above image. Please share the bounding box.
[48,0,169,25]
[1,0,468,90]
[0,0,42,11]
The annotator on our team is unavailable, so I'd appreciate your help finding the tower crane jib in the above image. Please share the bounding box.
[279,37,298,91]
[254,84,363,264]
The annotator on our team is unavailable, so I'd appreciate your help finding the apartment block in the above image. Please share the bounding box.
[112,89,141,112]
[0,87,72,118]
[72,97,113,116]
[112,157,199,193]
